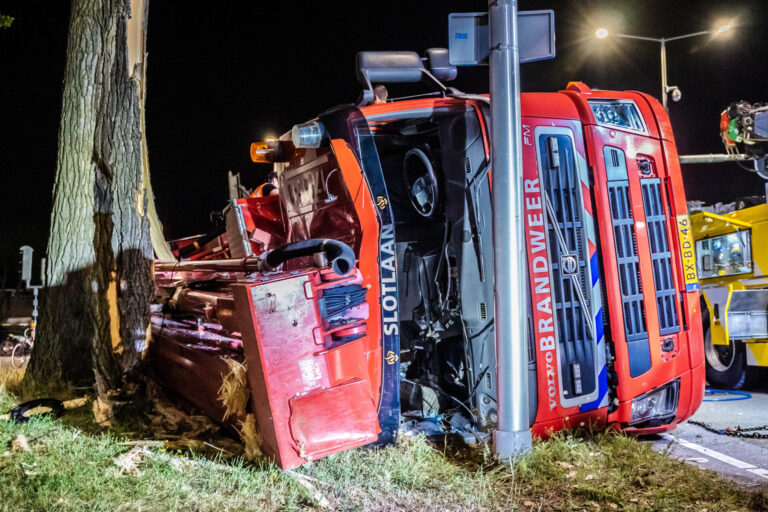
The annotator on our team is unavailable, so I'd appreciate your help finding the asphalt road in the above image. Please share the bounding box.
[651,386,768,489]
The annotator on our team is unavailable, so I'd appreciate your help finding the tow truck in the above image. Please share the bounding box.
[689,101,768,389]
[692,199,768,389]
[151,49,704,469]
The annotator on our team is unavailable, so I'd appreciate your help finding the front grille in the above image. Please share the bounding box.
[604,146,651,377]
[540,134,596,399]
[641,179,680,335]
[608,182,648,341]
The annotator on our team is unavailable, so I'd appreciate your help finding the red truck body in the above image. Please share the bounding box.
[152,78,704,469]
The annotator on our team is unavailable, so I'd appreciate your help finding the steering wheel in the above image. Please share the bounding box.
[403,148,439,218]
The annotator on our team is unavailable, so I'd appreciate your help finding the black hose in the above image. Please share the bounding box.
[264,238,356,276]
[9,398,65,423]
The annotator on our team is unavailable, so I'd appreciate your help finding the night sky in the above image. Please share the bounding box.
[1,0,766,286]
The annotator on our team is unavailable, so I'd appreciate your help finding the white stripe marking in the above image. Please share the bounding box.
[660,433,768,478]
[747,468,768,479]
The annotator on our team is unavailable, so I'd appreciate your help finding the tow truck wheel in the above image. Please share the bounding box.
[704,335,746,389]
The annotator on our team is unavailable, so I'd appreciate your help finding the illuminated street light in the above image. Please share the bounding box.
[595,23,732,109]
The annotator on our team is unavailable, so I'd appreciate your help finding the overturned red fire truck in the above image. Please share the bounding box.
[151,50,705,470]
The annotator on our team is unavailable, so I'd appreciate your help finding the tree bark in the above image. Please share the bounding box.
[25,0,153,396]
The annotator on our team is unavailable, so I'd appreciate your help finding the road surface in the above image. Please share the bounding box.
[651,387,768,489]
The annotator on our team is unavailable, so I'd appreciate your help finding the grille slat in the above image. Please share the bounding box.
[641,179,680,335]
[540,134,596,399]
[608,181,648,341]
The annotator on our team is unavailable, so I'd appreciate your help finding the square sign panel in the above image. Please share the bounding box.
[449,10,555,66]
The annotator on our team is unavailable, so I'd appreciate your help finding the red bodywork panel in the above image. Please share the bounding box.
[232,269,380,470]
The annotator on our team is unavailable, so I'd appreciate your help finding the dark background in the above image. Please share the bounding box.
[1,0,766,286]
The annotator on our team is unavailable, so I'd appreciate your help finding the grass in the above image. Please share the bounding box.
[1,369,767,511]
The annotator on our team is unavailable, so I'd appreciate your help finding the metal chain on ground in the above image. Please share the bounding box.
[689,420,768,439]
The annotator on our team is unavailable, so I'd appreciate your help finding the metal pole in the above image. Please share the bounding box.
[660,39,668,110]
[489,0,532,459]
[679,153,749,164]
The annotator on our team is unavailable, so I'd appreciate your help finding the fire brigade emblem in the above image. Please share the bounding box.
[377,196,388,209]
[561,254,579,276]
[385,350,398,365]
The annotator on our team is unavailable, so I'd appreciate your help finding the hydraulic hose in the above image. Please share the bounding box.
[155,238,356,276]
[263,238,355,276]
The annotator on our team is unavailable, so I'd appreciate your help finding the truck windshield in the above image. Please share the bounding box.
[697,231,753,278]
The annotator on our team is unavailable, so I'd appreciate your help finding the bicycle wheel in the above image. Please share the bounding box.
[11,342,28,368]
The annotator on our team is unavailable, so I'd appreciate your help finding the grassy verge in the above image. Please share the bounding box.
[1,372,766,511]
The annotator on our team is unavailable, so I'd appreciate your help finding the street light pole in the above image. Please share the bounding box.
[597,26,729,110]
[660,38,667,109]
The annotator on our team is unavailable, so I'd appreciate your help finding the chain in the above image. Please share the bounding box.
[689,420,768,439]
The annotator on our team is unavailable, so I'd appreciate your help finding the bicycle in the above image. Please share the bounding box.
[11,329,33,368]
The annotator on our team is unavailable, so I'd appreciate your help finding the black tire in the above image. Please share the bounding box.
[0,339,14,356]
[9,398,65,423]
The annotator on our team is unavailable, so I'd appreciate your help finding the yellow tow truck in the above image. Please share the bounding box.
[693,199,768,388]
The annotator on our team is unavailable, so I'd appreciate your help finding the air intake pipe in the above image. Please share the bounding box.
[262,238,355,276]
[155,238,356,276]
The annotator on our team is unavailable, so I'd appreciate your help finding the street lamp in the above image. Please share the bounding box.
[595,24,731,110]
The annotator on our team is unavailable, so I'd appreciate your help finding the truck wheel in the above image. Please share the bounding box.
[704,331,748,390]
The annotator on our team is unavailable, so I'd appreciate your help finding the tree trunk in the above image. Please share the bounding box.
[25,0,154,396]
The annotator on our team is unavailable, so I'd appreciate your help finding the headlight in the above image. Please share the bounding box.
[630,379,680,426]
[588,100,648,134]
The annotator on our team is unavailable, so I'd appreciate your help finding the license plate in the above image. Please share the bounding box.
[676,214,699,292]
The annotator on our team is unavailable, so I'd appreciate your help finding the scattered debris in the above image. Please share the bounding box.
[218,358,249,420]
[285,470,331,508]
[11,434,29,453]
[92,396,115,426]
[146,399,215,438]
[63,396,89,409]
[119,440,165,448]
[240,413,262,460]
[114,444,152,476]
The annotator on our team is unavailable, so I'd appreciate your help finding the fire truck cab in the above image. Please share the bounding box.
[153,50,704,469]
